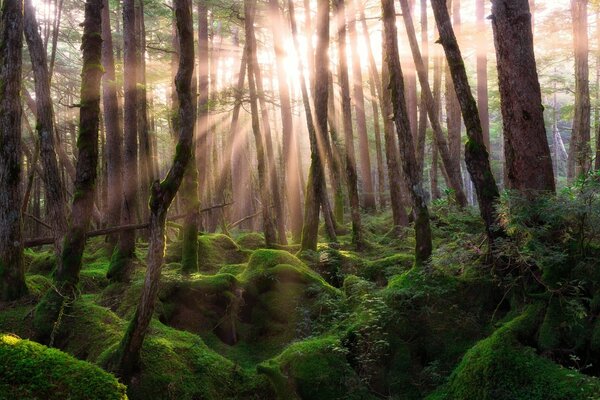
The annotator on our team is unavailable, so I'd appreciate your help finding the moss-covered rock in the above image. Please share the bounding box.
[236,232,266,250]
[198,234,250,272]
[0,334,127,399]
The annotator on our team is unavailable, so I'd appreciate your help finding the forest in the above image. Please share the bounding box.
[2,0,600,398]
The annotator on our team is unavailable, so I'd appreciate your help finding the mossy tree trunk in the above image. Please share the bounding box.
[33,0,103,339]
[108,0,138,282]
[397,0,467,207]
[100,0,123,248]
[491,0,555,194]
[0,0,27,301]
[382,0,432,265]
[112,0,195,377]
[23,0,68,260]
[327,70,347,227]
[416,0,428,177]
[333,0,364,249]
[431,0,503,244]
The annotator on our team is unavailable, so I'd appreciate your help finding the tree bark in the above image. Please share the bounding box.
[445,0,462,182]
[397,0,467,206]
[0,0,26,301]
[111,0,195,378]
[23,0,69,259]
[431,0,503,243]
[34,0,103,339]
[334,0,364,248]
[476,0,490,151]
[491,0,555,194]
[568,0,591,180]
[382,0,432,265]
[100,0,123,247]
[416,0,428,176]
[108,0,138,282]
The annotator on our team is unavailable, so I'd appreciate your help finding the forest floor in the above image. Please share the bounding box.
[2,203,600,399]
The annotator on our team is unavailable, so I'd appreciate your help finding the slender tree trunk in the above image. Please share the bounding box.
[431,0,503,244]
[111,0,195,378]
[245,0,277,246]
[347,0,375,211]
[34,0,103,340]
[334,0,364,248]
[196,0,209,227]
[595,9,600,170]
[100,0,123,247]
[23,0,68,259]
[431,23,443,201]
[382,0,432,265]
[491,0,555,194]
[0,0,27,301]
[476,0,490,151]
[445,0,462,182]
[268,0,303,243]
[568,0,591,180]
[108,0,138,282]
[416,0,428,176]
[398,0,467,206]
[327,69,346,226]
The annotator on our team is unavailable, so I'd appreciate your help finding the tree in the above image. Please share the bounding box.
[110,0,196,377]
[24,0,68,258]
[108,0,139,282]
[568,0,591,180]
[445,0,462,183]
[34,0,104,339]
[491,0,555,194]
[382,0,432,265]
[0,0,26,301]
[334,0,364,248]
[431,0,503,244]
[476,0,490,150]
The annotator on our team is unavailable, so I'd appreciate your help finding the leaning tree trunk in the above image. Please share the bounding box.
[24,0,68,259]
[110,0,196,379]
[100,0,123,247]
[431,0,503,244]
[0,0,27,301]
[334,0,364,248]
[33,0,103,340]
[382,0,432,265]
[108,0,138,282]
[397,0,467,207]
[491,0,555,194]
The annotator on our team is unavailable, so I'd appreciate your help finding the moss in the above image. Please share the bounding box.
[107,247,136,283]
[361,253,414,285]
[259,336,375,400]
[26,274,53,297]
[538,298,561,351]
[236,232,266,250]
[0,334,127,399]
[25,249,56,274]
[197,234,250,273]
[428,304,600,400]
[181,220,198,274]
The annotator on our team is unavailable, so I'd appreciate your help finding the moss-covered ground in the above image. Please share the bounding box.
[3,207,600,399]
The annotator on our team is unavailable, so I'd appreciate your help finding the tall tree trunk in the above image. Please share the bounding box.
[595,9,600,171]
[327,69,346,226]
[382,0,432,265]
[431,24,443,201]
[397,0,467,206]
[347,0,375,211]
[431,0,503,244]
[100,0,123,247]
[334,0,364,248]
[196,0,209,228]
[568,0,591,180]
[416,0,428,176]
[34,0,103,339]
[476,0,490,151]
[245,0,277,246]
[268,0,303,243]
[108,0,138,282]
[110,0,196,378]
[0,0,27,301]
[491,0,555,194]
[24,0,68,259]
[445,0,462,182]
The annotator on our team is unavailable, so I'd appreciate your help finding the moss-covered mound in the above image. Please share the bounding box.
[0,334,127,400]
[236,232,266,250]
[165,234,250,273]
[428,304,600,400]
[258,336,375,400]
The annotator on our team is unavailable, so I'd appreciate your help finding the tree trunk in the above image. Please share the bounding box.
[0,0,27,301]
[196,0,209,228]
[100,0,123,247]
[397,0,466,206]
[108,0,138,282]
[382,0,432,265]
[23,0,68,259]
[491,0,555,194]
[445,0,462,183]
[245,0,277,247]
[34,0,103,339]
[334,0,364,248]
[476,0,490,151]
[568,0,591,180]
[347,0,375,211]
[416,0,428,176]
[111,0,195,378]
[431,0,503,244]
